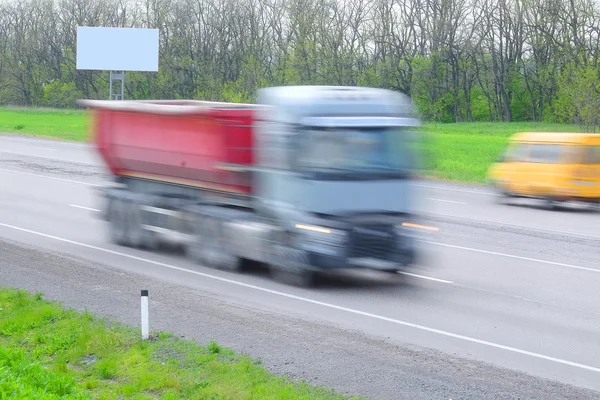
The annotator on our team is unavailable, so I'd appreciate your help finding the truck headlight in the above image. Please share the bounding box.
[395,221,439,238]
[295,224,346,244]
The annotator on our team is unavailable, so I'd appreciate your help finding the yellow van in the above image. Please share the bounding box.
[487,132,600,208]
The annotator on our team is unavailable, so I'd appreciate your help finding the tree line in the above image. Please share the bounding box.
[1,0,600,127]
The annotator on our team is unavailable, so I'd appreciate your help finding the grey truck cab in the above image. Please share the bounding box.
[253,86,427,282]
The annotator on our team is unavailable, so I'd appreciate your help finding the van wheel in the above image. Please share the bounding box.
[544,198,560,210]
[495,190,511,205]
[491,180,510,204]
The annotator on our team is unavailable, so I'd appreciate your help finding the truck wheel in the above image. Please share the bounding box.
[211,219,242,272]
[124,200,144,248]
[217,236,242,272]
[141,228,159,251]
[202,217,222,268]
[193,216,241,272]
[107,197,128,246]
[186,213,205,264]
[269,244,315,287]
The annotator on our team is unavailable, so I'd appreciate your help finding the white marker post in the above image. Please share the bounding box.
[141,289,149,340]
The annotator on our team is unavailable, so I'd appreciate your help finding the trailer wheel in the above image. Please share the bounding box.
[107,197,128,246]
[141,227,159,251]
[187,213,205,264]
[190,215,241,272]
[269,244,315,287]
[217,232,242,272]
[202,217,222,268]
[124,200,144,248]
[210,218,242,272]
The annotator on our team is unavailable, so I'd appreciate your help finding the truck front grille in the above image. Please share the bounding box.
[348,225,395,259]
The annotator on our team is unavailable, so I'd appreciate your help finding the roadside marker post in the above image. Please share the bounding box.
[141,290,149,340]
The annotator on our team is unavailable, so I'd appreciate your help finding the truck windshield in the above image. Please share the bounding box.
[295,126,415,179]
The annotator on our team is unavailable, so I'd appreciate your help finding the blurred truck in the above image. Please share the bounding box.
[79,85,429,286]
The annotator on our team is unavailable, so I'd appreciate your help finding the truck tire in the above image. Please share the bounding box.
[107,197,128,246]
[191,215,241,272]
[124,200,144,248]
[141,226,159,251]
[202,217,222,268]
[269,243,315,287]
[186,213,205,264]
[212,218,242,272]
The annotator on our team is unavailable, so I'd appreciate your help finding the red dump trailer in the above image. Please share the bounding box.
[88,100,259,197]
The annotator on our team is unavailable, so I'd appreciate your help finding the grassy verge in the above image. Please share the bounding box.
[422,122,580,182]
[0,288,358,399]
[0,107,89,141]
[0,107,581,183]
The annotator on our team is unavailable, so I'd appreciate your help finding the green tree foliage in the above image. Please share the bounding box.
[0,0,598,126]
[556,63,600,132]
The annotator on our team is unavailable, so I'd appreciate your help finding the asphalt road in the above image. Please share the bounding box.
[1,134,599,400]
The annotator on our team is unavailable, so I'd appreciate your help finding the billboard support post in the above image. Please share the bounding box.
[109,71,125,100]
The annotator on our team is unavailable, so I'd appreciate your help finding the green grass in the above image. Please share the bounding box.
[421,122,581,183]
[0,288,360,400]
[0,107,89,141]
[0,107,584,183]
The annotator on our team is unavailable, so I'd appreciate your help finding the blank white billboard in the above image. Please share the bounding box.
[76,27,159,72]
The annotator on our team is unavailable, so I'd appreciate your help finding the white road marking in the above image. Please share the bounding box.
[0,221,599,374]
[6,165,597,241]
[451,282,600,316]
[427,198,467,205]
[416,183,492,195]
[0,135,90,147]
[69,204,100,212]
[0,167,100,187]
[426,240,600,273]
[0,149,65,161]
[397,271,453,284]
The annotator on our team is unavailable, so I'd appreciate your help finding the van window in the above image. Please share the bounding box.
[562,146,584,163]
[583,146,600,164]
[528,144,563,163]
[505,143,530,162]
